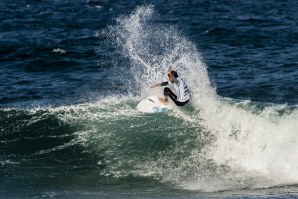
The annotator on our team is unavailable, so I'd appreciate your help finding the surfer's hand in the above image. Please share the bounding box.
[150,84,156,88]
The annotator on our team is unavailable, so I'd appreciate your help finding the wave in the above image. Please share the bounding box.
[109,5,298,191]
[1,5,298,193]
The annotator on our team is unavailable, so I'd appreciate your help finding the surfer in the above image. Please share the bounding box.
[150,67,190,106]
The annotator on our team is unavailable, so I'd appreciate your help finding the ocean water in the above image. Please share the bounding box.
[1,0,298,198]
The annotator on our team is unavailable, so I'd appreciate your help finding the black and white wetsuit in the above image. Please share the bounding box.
[158,76,190,106]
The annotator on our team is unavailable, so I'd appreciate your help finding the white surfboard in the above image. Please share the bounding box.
[136,95,172,113]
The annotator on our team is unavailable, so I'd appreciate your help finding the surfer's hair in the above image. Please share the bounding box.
[171,71,178,78]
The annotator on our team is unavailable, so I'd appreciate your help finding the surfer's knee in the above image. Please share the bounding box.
[164,87,170,96]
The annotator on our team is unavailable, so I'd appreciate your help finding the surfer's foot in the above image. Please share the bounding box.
[158,97,167,105]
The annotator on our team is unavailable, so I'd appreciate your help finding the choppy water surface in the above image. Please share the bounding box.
[1,1,298,198]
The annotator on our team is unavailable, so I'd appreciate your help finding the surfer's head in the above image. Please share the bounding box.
[168,71,178,82]
[171,71,178,78]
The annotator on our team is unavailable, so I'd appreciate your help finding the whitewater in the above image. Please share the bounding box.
[106,6,298,191]
[1,4,298,198]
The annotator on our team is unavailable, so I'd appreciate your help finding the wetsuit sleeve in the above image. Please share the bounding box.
[159,81,169,86]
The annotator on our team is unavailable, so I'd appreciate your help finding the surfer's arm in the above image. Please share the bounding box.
[150,81,168,88]
[159,81,169,86]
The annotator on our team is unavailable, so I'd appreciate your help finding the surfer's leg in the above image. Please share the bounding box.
[164,87,172,101]
[163,87,169,102]
[164,87,178,104]
[164,87,169,96]
[164,87,188,106]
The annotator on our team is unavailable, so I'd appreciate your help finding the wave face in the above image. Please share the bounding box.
[1,4,298,196]
[109,6,298,191]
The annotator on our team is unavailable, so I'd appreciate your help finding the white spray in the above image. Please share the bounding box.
[112,5,298,191]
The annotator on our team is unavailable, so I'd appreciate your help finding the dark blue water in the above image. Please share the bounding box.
[1,1,298,198]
